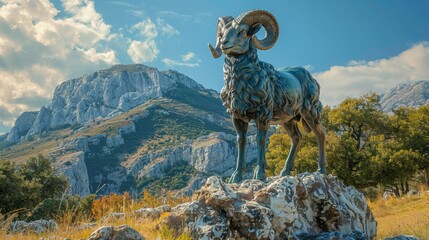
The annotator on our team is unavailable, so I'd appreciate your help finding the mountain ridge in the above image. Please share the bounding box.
[5,64,208,145]
[380,80,429,112]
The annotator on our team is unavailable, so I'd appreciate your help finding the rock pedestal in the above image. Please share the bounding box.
[164,173,377,240]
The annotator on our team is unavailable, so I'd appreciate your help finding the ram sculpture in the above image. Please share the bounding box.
[208,10,327,183]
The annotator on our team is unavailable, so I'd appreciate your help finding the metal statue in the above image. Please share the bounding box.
[208,10,327,183]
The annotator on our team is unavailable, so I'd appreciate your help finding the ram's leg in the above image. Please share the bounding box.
[303,116,327,174]
[280,121,302,176]
[253,119,269,181]
[230,118,249,183]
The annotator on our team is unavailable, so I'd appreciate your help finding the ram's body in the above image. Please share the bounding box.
[221,45,322,126]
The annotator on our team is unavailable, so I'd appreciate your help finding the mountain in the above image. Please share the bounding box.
[5,64,207,145]
[380,80,429,112]
[0,64,262,196]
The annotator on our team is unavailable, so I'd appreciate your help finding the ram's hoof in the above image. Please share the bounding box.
[317,167,327,175]
[253,166,266,180]
[229,171,242,183]
[280,168,291,176]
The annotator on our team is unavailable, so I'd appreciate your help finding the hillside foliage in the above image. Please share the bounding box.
[0,155,68,216]
[267,92,429,197]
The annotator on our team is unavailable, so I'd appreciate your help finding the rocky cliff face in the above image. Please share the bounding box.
[381,80,429,112]
[164,173,377,240]
[129,132,259,180]
[49,122,137,196]
[6,111,38,144]
[55,151,90,196]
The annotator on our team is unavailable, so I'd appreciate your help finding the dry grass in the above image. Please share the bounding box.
[1,207,191,240]
[368,189,429,239]
[0,190,192,240]
[1,215,191,240]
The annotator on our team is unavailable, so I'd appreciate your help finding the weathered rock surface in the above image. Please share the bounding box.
[55,151,90,196]
[164,173,377,240]
[87,225,145,240]
[27,106,52,138]
[381,80,429,112]
[130,132,259,181]
[9,219,57,234]
[6,111,38,144]
[385,236,420,240]
[296,231,366,240]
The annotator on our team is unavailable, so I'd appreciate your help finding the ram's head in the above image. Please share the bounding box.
[209,10,279,58]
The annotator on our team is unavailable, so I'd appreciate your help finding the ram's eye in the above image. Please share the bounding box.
[238,30,246,36]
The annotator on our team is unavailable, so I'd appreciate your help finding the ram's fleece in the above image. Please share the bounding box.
[209,10,327,183]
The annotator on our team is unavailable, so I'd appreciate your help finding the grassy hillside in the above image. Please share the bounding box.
[369,190,429,239]
[0,129,71,163]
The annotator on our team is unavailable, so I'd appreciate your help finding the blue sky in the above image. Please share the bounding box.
[1,0,429,134]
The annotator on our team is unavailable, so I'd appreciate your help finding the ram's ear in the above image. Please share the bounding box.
[248,23,262,36]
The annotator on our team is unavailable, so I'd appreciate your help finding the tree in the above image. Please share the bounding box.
[0,159,26,213]
[18,155,68,208]
[267,92,428,194]
[390,106,429,186]
[327,93,386,188]
[0,155,68,215]
[370,135,420,196]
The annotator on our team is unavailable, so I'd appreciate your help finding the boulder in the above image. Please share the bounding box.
[155,205,172,213]
[385,236,420,240]
[163,173,377,240]
[87,225,145,240]
[101,212,126,223]
[78,223,97,231]
[134,208,160,220]
[296,231,366,240]
[407,190,419,197]
[9,219,57,234]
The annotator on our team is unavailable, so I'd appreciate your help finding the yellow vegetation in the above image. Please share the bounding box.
[369,189,429,239]
[1,190,192,240]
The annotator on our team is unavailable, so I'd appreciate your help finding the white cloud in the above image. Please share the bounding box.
[0,0,118,131]
[314,42,429,106]
[127,40,159,63]
[163,52,201,67]
[77,47,117,63]
[132,18,158,39]
[108,1,134,8]
[127,17,178,63]
[181,52,197,62]
[157,18,179,36]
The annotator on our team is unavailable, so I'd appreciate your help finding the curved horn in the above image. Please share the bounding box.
[208,16,233,58]
[236,10,279,50]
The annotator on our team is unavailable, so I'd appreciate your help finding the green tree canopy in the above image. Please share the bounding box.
[267,93,429,196]
[0,155,68,215]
